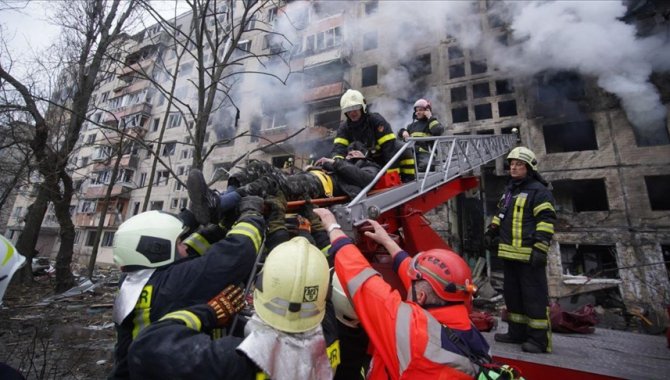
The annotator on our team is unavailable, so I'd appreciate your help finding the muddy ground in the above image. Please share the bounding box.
[0,265,664,380]
[0,267,119,380]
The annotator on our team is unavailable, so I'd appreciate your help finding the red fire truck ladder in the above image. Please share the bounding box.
[329,133,517,254]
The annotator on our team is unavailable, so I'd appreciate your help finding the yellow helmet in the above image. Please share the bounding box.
[254,236,329,333]
[0,234,26,305]
[340,89,367,114]
[112,211,187,271]
[507,146,538,171]
[331,270,359,328]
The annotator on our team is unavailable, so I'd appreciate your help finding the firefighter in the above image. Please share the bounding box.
[127,236,337,380]
[188,142,381,226]
[109,196,265,379]
[397,98,445,171]
[486,146,556,354]
[332,89,415,181]
[315,208,490,379]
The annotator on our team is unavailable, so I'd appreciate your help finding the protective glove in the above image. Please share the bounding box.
[300,201,324,232]
[483,226,499,251]
[529,249,547,268]
[207,284,245,327]
[177,208,199,241]
[238,195,264,218]
[265,191,287,234]
[183,223,227,256]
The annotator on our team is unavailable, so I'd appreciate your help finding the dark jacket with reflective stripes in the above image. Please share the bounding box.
[326,157,381,198]
[109,215,264,380]
[331,112,399,172]
[491,176,556,262]
[127,303,340,379]
[401,116,445,152]
[331,238,488,379]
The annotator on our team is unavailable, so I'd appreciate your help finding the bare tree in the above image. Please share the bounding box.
[132,0,294,201]
[0,0,140,291]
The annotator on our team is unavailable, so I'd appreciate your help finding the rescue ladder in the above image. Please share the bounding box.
[330,134,518,229]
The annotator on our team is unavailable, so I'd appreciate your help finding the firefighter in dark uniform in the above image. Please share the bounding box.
[397,98,445,171]
[109,196,265,379]
[128,236,339,380]
[332,89,415,181]
[486,147,556,354]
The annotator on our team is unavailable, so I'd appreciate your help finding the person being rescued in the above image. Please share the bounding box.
[187,142,381,227]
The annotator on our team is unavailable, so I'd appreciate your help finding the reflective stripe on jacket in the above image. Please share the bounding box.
[333,240,487,379]
[491,177,556,262]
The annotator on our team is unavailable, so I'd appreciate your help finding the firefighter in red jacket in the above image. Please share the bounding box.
[314,208,490,380]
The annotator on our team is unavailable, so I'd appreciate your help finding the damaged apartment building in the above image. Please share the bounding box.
[4,0,670,322]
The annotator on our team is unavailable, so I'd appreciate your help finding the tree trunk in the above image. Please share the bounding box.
[53,171,76,292]
[15,183,50,283]
[88,136,124,278]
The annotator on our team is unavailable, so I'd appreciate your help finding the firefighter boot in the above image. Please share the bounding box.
[187,169,222,225]
[494,333,525,344]
[521,341,546,354]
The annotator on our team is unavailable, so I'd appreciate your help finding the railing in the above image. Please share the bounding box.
[335,134,518,227]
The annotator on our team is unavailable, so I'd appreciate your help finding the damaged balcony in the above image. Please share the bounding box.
[304,81,346,103]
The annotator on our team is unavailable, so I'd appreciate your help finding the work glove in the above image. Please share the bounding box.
[207,284,245,327]
[483,226,499,251]
[238,195,264,218]
[300,201,324,232]
[265,191,287,234]
[529,249,547,268]
[183,223,227,256]
[177,208,199,241]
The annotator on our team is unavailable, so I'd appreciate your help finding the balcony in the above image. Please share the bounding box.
[260,126,333,154]
[304,82,345,103]
[104,102,152,125]
[92,154,139,171]
[303,46,350,68]
[83,184,132,199]
[113,79,151,97]
[74,212,124,228]
[118,59,155,79]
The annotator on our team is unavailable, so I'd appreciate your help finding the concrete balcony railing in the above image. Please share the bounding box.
[83,184,132,199]
[303,82,345,103]
[103,102,152,125]
[74,212,124,228]
[303,46,350,68]
[91,154,139,172]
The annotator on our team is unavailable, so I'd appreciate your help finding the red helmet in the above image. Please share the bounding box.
[413,98,432,111]
[406,249,477,302]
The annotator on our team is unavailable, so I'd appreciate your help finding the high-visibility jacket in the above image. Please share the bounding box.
[110,215,265,379]
[332,238,490,380]
[331,113,415,177]
[491,176,556,262]
[400,116,445,153]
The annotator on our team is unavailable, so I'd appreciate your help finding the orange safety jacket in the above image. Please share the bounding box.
[332,238,488,380]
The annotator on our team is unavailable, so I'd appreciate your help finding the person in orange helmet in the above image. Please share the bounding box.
[314,208,490,379]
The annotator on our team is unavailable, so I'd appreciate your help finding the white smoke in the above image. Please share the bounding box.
[246,1,669,137]
[489,1,668,137]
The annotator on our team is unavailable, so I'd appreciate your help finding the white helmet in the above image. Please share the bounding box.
[331,270,359,328]
[340,89,367,114]
[0,234,26,305]
[507,146,538,171]
[254,236,329,333]
[113,211,187,272]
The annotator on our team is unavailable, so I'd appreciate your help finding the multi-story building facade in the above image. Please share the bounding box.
[5,0,670,320]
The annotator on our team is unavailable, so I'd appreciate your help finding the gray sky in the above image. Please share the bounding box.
[0,0,190,62]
